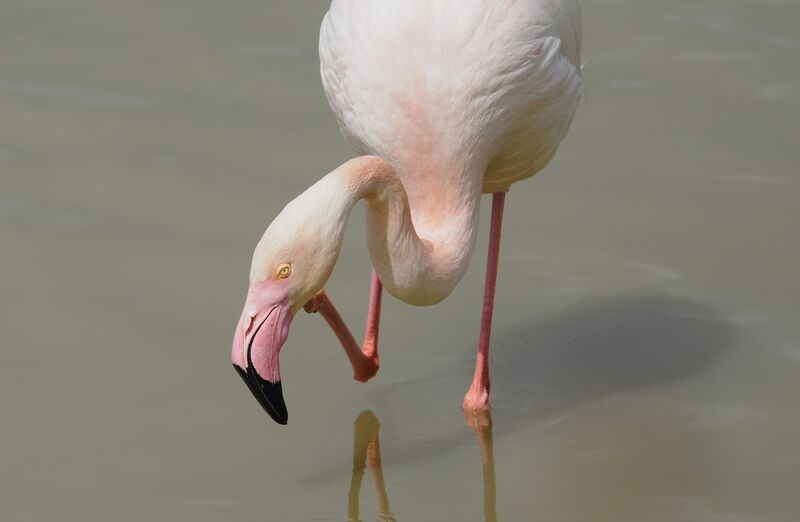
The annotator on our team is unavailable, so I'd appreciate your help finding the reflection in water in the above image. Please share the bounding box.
[349,411,396,522]
[348,410,498,522]
[311,294,740,520]
[465,410,497,522]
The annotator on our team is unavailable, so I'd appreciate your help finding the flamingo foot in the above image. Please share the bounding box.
[352,346,380,382]
[305,288,381,383]
[462,381,490,412]
[302,290,326,314]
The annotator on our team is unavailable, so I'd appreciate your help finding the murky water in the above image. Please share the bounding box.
[2,1,799,520]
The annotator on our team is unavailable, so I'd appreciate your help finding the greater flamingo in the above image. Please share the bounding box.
[232,0,582,424]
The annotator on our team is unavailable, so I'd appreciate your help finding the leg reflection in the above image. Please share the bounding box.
[465,410,497,522]
[348,410,396,522]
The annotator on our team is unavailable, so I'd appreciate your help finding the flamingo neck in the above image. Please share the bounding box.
[333,155,480,306]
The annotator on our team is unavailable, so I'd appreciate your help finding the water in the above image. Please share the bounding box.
[2,1,799,520]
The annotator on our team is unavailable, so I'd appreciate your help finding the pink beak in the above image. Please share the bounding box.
[231,279,293,424]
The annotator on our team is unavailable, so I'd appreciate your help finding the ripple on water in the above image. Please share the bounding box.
[0,196,104,230]
[649,497,757,522]
[688,405,758,429]
[236,42,306,57]
[0,77,160,110]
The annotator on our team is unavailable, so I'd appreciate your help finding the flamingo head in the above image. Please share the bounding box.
[232,181,348,424]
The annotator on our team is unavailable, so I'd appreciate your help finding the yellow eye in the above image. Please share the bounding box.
[276,264,291,279]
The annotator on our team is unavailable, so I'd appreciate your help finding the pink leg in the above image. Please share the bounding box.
[305,269,383,382]
[362,269,383,363]
[463,191,506,411]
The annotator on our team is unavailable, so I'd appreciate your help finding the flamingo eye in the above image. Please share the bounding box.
[276,264,292,279]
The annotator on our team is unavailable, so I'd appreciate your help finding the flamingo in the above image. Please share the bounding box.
[232,0,583,424]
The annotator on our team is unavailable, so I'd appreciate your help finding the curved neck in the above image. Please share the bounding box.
[333,156,480,305]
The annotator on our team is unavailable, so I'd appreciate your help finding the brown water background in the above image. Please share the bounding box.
[2,1,799,520]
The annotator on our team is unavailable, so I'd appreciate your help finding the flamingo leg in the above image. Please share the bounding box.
[305,269,383,382]
[362,269,383,363]
[463,191,506,411]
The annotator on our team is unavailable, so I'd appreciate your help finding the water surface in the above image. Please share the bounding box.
[2,1,799,520]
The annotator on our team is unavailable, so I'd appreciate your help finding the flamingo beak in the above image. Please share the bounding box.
[231,280,293,425]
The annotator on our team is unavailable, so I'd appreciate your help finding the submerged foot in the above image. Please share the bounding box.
[463,405,492,430]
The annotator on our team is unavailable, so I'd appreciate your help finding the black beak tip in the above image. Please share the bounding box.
[233,364,288,425]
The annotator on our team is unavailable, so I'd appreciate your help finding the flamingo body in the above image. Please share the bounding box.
[321,0,582,197]
[231,0,583,424]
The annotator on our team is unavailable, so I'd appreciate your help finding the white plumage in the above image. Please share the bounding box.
[311,0,583,303]
[233,0,584,422]
[320,0,582,195]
